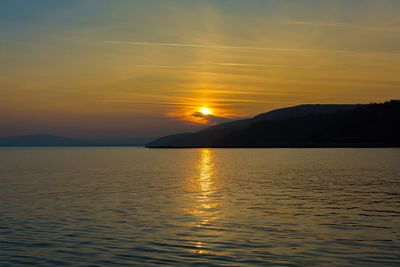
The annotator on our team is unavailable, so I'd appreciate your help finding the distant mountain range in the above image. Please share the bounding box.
[0,135,152,147]
[147,100,400,148]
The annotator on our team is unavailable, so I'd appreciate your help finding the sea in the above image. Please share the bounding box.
[0,148,399,266]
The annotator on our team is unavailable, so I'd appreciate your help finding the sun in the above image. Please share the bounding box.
[199,107,212,116]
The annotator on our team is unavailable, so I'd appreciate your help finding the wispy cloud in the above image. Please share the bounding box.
[96,92,277,108]
[105,40,356,55]
[128,63,320,70]
[285,20,400,33]
[216,63,319,69]
[106,40,400,56]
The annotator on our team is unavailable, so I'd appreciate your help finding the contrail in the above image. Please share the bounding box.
[105,40,355,54]
[106,40,400,56]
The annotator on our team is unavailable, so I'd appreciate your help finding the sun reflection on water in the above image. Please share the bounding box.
[199,149,213,193]
[180,148,222,256]
[191,149,220,255]
[197,149,220,214]
[184,149,220,222]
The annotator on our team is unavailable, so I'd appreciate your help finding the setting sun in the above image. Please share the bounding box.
[199,107,212,116]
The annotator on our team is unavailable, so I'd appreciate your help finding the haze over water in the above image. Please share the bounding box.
[0,148,399,266]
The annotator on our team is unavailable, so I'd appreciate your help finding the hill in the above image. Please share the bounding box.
[0,134,92,147]
[0,135,152,147]
[147,101,400,148]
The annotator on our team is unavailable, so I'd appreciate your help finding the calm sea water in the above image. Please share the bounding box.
[0,148,399,266]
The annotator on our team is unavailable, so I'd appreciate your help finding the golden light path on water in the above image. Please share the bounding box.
[187,149,220,255]
[198,149,213,195]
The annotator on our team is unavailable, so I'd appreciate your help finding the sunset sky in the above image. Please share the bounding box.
[1,0,400,138]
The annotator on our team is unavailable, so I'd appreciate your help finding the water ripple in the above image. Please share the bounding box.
[0,148,399,266]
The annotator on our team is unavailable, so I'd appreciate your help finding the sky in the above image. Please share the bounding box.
[1,0,400,138]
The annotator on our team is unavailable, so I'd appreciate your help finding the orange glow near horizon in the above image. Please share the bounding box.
[1,1,399,138]
[167,104,224,125]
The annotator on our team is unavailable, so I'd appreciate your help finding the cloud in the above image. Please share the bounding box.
[105,40,357,55]
[106,40,400,56]
[216,62,319,69]
[192,112,232,125]
[285,20,400,33]
[128,62,319,71]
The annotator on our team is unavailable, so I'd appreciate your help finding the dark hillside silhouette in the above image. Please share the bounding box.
[148,104,358,147]
[148,101,400,148]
